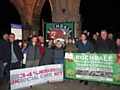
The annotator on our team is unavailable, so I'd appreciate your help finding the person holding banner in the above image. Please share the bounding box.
[94,29,117,87]
[8,33,23,89]
[8,33,23,70]
[75,33,94,85]
[65,37,77,53]
[26,36,41,67]
[116,38,120,52]
[65,37,77,82]
[54,40,65,64]
[54,40,66,80]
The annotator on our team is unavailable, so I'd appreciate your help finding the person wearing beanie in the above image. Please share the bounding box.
[0,32,10,84]
[64,37,77,82]
[1,31,9,41]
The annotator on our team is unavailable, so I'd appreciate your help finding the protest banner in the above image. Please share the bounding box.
[45,22,74,41]
[65,53,120,85]
[10,64,63,90]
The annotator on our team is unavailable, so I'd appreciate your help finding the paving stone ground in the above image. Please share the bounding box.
[0,79,120,90]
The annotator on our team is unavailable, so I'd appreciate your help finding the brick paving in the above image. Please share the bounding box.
[0,79,119,90]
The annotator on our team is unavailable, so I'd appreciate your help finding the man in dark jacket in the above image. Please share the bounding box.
[40,39,54,65]
[75,33,94,54]
[0,39,9,84]
[8,33,23,70]
[94,29,117,87]
[0,32,10,84]
[94,30,117,53]
[75,33,94,85]
[6,33,24,90]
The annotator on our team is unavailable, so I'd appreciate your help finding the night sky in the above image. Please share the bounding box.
[0,0,120,37]
[80,0,120,34]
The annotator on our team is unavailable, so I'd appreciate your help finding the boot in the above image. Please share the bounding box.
[84,81,88,85]
[79,80,84,83]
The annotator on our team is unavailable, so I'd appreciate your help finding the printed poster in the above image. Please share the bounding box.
[65,53,120,85]
[10,64,63,90]
[11,24,22,40]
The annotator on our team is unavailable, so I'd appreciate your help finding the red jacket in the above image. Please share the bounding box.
[37,38,44,57]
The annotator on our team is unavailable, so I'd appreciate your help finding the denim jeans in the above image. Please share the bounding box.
[0,60,5,83]
[54,60,64,64]
[4,67,9,82]
[54,59,66,79]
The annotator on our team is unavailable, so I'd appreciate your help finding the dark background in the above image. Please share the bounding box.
[0,0,120,38]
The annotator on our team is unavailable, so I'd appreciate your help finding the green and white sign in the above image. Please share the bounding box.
[65,53,120,85]
[45,22,74,40]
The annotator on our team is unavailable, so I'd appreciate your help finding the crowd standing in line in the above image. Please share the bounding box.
[0,29,120,90]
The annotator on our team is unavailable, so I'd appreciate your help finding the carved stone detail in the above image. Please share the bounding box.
[51,0,81,37]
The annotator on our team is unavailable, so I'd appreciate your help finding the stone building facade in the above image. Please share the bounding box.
[9,0,82,40]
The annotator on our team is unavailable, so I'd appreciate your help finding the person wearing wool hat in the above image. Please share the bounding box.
[68,37,73,40]
[1,31,9,41]
[1,31,10,83]
[0,31,9,84]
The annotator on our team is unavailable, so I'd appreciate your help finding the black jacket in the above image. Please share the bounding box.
[94,38,117,53]
[0,39,9,63]
[40,43,54,65]
[8,40,23,64]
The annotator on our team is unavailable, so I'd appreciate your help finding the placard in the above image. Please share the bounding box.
[11,24,22,40]
[10,64,63,90]
[65,53,120,85]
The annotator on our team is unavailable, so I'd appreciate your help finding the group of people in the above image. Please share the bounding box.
[0,29,120,89]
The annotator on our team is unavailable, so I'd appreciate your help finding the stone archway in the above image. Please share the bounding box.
[9,0,46,40]
[9,0,81,39]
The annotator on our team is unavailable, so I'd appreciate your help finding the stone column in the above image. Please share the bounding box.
[51,0,81,38]
[22,24,39,40]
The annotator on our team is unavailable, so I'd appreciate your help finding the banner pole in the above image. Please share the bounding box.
[74,22,76,38]
[42,19,44,38]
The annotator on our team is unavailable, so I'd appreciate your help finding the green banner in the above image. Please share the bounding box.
[45,22,74,40]
[65,53,120,85]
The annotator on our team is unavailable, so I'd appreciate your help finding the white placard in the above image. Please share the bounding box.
[10,64,63,90]
[65,53,73,59]
[11,24,22,40]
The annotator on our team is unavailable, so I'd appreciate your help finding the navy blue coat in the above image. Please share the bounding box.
[75,40,94,53]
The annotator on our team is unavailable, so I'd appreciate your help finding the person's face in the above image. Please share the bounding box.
[81,34,86,41]
[65,40,68,44]
[38,36,42,40]
[23,42,27,47]
[9,35,15,42]
[68,39,72,43]
[49,40,53,44]
[40,37,44,43]
[101,31,107,40]
[32,31,36,35]
[3,34,8,40]
[116,39,120,46]
[108,34,113,39]
[56,41,61,47]
[32,37,37,43]
[93,34,97,40]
